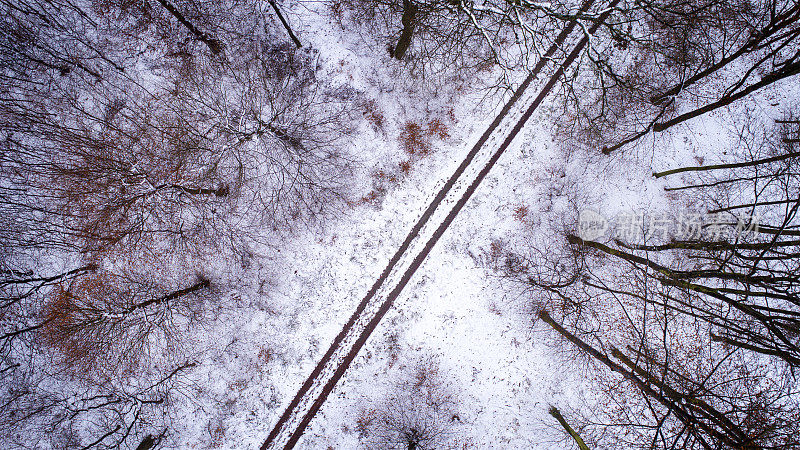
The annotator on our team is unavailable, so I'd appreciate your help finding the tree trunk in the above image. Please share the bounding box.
[124,277,209,314]
[392,0,418,60]
[549,406,590,450]
[538,311,724,449]
[653,152,800,178]
[268,0,302,48]
[652,61,800,132]
[155,0,223,54]
[171,184,229,197]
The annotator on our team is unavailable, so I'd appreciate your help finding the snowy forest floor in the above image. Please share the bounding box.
[166,3,799,449]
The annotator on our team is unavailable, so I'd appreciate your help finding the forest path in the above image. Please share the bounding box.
[260,1,617,447]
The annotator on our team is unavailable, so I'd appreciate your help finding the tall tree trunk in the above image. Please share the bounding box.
[268,0,302,48]
[538,311,728,449]
[124,277,209,314]
[392,0,418,60]
[155,0,223,54]
[549,406,590,450]
[170,184,229,197]
[652,61,800,132]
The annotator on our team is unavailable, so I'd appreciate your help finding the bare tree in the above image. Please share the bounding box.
[539,309,800,449]
[334,0,603,84]
[545,0,800,154]
[356,359,465,449]
[1,1,359,447]
[37,268,210,375]
[487,117,800,449]
[0,357,195,449]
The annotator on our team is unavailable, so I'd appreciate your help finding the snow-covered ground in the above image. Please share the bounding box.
[164,3,799,449]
